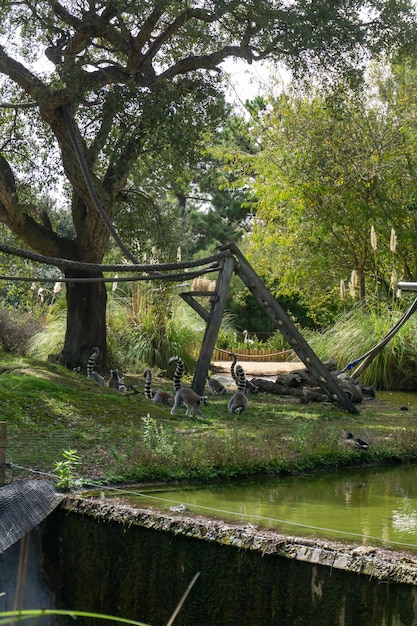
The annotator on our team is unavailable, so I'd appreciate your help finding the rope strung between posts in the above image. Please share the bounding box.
[0,265,221,285]
[0,241,232,273]
[62,104,140,265]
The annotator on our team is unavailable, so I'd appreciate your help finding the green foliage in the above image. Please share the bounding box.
[25,300,66,359]
[107,285,205,371]
[53,449,80,490]
[304,302,417,390]
[141,414,177,458]
[229,61,417,324]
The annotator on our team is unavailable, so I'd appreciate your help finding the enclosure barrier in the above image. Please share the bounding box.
[212,348,294,362]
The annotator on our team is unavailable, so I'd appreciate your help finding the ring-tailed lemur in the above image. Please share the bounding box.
[168,355,208,419]
[228,364,249,415]
[207,375,227,395]
[144,368,175,406]
[107,369,126,392]
[86,347,105,385]
[229,352,259,394]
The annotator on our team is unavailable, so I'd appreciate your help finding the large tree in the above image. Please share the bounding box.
[0,0,414,368]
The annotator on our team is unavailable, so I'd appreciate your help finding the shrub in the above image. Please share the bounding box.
[0,306,43,354]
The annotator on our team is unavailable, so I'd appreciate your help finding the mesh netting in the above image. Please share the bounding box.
[0,479,64,554]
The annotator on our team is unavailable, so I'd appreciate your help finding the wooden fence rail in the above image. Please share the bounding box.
[212,348,294,362]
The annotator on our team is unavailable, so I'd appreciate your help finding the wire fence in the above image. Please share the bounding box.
[1,425,73,485]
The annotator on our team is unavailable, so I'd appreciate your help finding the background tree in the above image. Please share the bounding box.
[186,112,261,256]
[240,61,417,325]
[0,1,414,367]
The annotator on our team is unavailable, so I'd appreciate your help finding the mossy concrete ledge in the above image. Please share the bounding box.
[60,495,417,585]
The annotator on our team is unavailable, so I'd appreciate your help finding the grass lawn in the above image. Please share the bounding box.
[1,353,417,486]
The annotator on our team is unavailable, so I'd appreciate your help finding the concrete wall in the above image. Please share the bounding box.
[40,498,417,626]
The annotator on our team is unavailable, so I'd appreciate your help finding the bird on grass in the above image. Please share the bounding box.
[345,432,370,450]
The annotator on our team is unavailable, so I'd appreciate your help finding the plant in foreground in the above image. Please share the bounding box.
[53,448,80,490]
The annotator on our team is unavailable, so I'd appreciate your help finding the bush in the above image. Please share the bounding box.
[0,307,43,354]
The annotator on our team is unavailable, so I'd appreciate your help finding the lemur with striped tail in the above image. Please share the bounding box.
[168,355,208,419]
[228,364,249,415]
[107,369,126,392]
[144,368,175,406]
[86,347,105,385]
[207,375,227,395]
[229,352,259,394]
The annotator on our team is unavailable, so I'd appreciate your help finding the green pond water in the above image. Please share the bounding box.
[91,463,417,553]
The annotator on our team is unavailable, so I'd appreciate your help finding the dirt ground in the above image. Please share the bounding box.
[211,360,304,377]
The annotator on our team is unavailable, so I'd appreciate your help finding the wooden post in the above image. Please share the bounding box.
[192,255,235,395]
[0,422,6,487]
[224,242,358,414]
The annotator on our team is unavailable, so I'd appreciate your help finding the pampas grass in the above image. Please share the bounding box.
[106,289,205,371]
[304,303,417,390]
[25,299,66,359]
[25,284,227,373]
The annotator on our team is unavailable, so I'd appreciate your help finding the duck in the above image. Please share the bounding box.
[345,432,370,450]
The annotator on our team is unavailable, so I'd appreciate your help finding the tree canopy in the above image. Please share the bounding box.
[0,0,415,366]
[233,60,417,325]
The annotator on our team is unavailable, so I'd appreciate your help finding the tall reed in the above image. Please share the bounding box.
[303,303,417,390]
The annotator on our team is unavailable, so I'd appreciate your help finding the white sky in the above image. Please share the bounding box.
[221,58,291,108]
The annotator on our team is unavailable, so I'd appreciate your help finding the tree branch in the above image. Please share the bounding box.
[0,155,77,258]
[0,46,48,98]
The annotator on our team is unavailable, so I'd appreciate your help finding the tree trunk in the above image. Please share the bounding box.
[57,270,108,371]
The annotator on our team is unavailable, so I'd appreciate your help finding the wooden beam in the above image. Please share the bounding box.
[179,293,211,323]
[192,255,235,395]
[224,243,358,413]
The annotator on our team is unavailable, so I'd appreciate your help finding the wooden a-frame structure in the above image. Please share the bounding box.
[182,242,358,414]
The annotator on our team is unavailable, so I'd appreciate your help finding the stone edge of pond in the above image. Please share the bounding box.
[59,495,417,585]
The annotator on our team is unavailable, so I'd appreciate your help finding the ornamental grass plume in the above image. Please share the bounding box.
[339,279,346,301]
[348,269,357,298]
[390,268,398,292]
[390,227,397,253]
[371,225,377,251]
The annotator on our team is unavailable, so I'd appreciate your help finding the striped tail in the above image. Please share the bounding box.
[235,364,247,393]
[144,369,153,399]
[87,347,99,377]
[169,355,185,392]
[229,353,238,382]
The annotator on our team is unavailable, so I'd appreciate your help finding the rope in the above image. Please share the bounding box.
[5,460,59,480]
[0,241,231,272]
[61,104,140,265]
[0,266,221,285]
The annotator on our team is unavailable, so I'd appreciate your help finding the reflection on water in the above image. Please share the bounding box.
[88,463,417,552]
